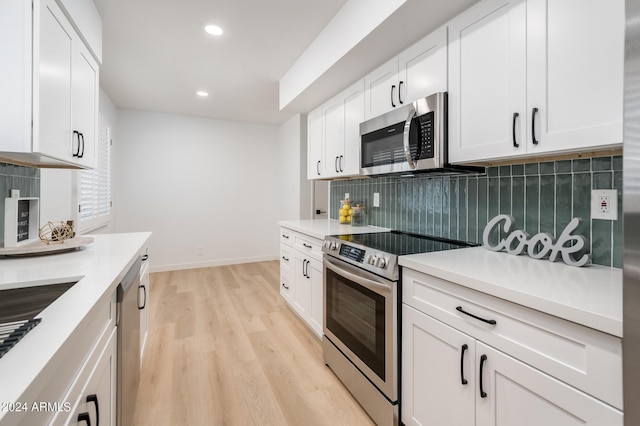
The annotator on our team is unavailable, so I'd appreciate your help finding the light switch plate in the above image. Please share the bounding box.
[373,192,380,207]
[591,189,618,220]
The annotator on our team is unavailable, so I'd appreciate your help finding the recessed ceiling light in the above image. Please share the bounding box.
[204,24,223,36]
[196,91,209,97]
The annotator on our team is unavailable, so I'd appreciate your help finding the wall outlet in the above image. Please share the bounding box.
[373,192,380,207]
[591,189,618,220]
[196,246,204,256]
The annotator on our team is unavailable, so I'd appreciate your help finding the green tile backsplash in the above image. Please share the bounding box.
[330,156,623,268]
[0,162,41,245]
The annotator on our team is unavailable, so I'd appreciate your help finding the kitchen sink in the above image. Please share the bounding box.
[0,281,77,323]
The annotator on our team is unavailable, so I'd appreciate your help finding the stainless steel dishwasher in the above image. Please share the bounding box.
[117,256,142,426]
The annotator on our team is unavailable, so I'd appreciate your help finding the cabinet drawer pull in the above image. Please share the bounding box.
[282,234,289,239]
[532,107,539,145]
[78,412,91,426]
[86,394,99,426]
[339,155,344,172]
[138,284,147,310]
[282,256,289,262]
[282,282,289,290]
[317,160,321,176]
[391,85,396,108]
[79,132,85,158]
[398,81,404,104]
[460,344,468,385]
[73,130,81,157]
[335,156,340,173]
[512,112,519,148]
[303,243,312,249]
[456,306,497,325]
[479,354,488,398]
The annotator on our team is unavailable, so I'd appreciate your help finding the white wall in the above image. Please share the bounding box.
[113,110,280,272]
[277,114,312,220]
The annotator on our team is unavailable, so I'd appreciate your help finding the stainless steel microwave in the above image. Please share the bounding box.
[360,92,447,175]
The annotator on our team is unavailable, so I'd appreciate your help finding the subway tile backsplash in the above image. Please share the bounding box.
[330,156,623,268]
[0,163,41,245]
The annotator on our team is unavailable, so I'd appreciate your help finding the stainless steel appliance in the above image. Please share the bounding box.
[322,231,475,425]
[117,256,142,426]
[360,92,447,175]
[624,2,640,424]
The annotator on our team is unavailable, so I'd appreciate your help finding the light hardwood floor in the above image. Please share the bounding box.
[132,261,375,426]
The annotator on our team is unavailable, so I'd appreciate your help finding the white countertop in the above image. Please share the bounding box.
[278,219,389,240]
[399,247,623,337]
[0,232,151,419]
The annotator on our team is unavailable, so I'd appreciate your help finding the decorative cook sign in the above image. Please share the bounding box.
[3,197,40,248]
[482,214,591,267]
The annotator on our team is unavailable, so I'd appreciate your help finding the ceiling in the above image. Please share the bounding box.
[95,0,478,126]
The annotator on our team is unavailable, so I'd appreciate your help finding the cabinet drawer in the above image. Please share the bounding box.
[280,228,293,247]
[293,234,323,261]
[280,271,293,302]
[402,268,622,410]
[280,245,293,274]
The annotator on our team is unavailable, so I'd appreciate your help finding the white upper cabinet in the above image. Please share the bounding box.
[307,80,364,180]
[448,0,624,164]
[0,0,100,169]
[364,26,448,120]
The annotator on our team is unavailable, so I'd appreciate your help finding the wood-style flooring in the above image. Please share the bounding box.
[132,261,374,426]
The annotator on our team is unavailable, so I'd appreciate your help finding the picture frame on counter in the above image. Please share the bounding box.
[3,197,39,248]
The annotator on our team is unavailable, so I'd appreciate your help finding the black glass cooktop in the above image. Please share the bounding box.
[330,230,477,257]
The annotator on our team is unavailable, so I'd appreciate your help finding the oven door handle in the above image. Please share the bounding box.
[324,257,392,295]
[402,103,417,170]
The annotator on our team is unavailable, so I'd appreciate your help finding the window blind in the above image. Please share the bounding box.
[78,115,112,231]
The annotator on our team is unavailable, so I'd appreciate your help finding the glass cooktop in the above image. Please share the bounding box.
[330,230,477,257]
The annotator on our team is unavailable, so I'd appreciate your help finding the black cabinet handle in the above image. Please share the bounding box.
[73,130,81,157]
[339,155,344,172]
[512,112,519,148]
[479,354,488,398]
[460,344,468,385]
[138,284,146,310]
[317,160,321,176]
[141,254,149,261]
[78,412,91,426]
[391,85,396,108]
[282,282,289,290]
[306,260,311,279]
[303,259,310,278]
[282,234,289,239]
[398,81,404,104]
[532,107,539,145]
[335,156,339,173]
[78,132,85,158]
[282,256,289,262]
[456,306,497,325]
[86,394,99,426]
[303,243,312,249]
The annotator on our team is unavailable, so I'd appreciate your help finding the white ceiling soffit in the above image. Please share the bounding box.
[280,0,480,114]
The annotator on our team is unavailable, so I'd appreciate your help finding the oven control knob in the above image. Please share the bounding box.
[323,241,329,249]
[330,242,337,250]
[366,254,375,265]
[375,257,387,268]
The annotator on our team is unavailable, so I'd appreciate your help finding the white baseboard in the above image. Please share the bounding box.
[149,254,279,273]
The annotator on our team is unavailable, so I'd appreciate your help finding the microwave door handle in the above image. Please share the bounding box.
[403,104,417,169]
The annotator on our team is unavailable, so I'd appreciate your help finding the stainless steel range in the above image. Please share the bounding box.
[321,231,475,425]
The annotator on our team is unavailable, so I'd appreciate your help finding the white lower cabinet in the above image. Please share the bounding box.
[401,268,623,426]
[279,227,323,338]
[139,251,150,363]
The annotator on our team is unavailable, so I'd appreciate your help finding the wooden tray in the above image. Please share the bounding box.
[0,236,94,257]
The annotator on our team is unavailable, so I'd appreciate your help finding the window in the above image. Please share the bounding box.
[77,114,112,232]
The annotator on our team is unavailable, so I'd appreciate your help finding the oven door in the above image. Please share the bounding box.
[323,255,397,401]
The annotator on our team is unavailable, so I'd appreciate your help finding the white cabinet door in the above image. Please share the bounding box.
[293,255,311,320]
[307,106,324,179]
[308,257,323,337]
[71,40,99,168]
[364,57,399,120]
[526,0,623,155]
[342,81,364,176]
[475,342,623,426]
[139,258,150,362]
[399,26,448,105]
[402,304,476,426]
[448,0,527,163]
[323,96,344,178]
[34,0,74,162]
